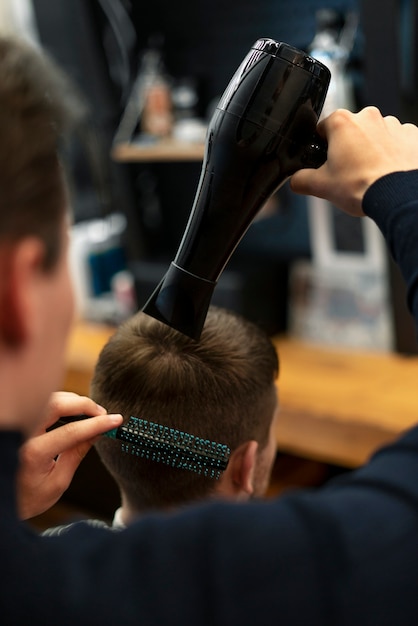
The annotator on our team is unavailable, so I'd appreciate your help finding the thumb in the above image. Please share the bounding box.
[289,165,329,199]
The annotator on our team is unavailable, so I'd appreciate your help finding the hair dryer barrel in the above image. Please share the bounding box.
[142,39,330,340]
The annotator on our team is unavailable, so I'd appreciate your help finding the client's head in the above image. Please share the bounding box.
[92,306,279,520]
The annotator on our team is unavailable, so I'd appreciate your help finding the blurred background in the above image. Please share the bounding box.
[2,0,418,352]
[2,0,418,524]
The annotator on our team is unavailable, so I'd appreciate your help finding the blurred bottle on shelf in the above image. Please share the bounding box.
[140,56,172,136]
[114,33,173,144]
[139,35,173,138]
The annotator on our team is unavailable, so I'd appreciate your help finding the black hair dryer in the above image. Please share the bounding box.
[142,38,331,339]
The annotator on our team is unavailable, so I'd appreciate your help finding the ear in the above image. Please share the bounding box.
[0,239,45,347]
[217,440,259,500]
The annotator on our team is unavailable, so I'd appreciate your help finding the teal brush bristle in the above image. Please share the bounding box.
[109,416,231,479]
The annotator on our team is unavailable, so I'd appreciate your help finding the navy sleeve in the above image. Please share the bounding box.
[363,170,418,324]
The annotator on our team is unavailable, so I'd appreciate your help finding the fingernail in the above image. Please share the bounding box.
[107,413,123,425]
[95,404,107,413]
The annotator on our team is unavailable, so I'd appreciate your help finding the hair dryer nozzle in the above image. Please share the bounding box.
[142,263,216,340]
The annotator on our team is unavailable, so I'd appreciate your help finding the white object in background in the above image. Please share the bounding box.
[0,0,39,43]
[308,195,387,273]
[69,213,128,319]
[308,9,357,117]
[289,197,394,351]
[172,118,207,143]
[292,11,394,351]
[289,262,394,352]
[69,223,94,319]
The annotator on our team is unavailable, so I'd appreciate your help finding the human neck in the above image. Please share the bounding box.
[119,493,182,526]
[117,498,138,527]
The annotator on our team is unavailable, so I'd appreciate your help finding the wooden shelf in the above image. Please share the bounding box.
[111,138,205,163]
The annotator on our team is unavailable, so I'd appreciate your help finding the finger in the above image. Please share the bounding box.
[316,107,354,135]
[383,115,403,135]
[43,392,108,430]
[384,115,402,126]
[31,413,123,459]
[290,163,329,198]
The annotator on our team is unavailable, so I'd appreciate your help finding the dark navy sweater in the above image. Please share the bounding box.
[2,171,418,625]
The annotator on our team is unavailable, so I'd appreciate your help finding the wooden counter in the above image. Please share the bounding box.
[63,320,418,470]
[63,321,115,396]
[274,338,418,468]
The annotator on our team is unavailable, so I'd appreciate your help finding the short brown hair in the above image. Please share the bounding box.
[0,36,80,268]
[92,307,279,509]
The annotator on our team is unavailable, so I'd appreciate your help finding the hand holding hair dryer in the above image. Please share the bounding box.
[142,38,331,339]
